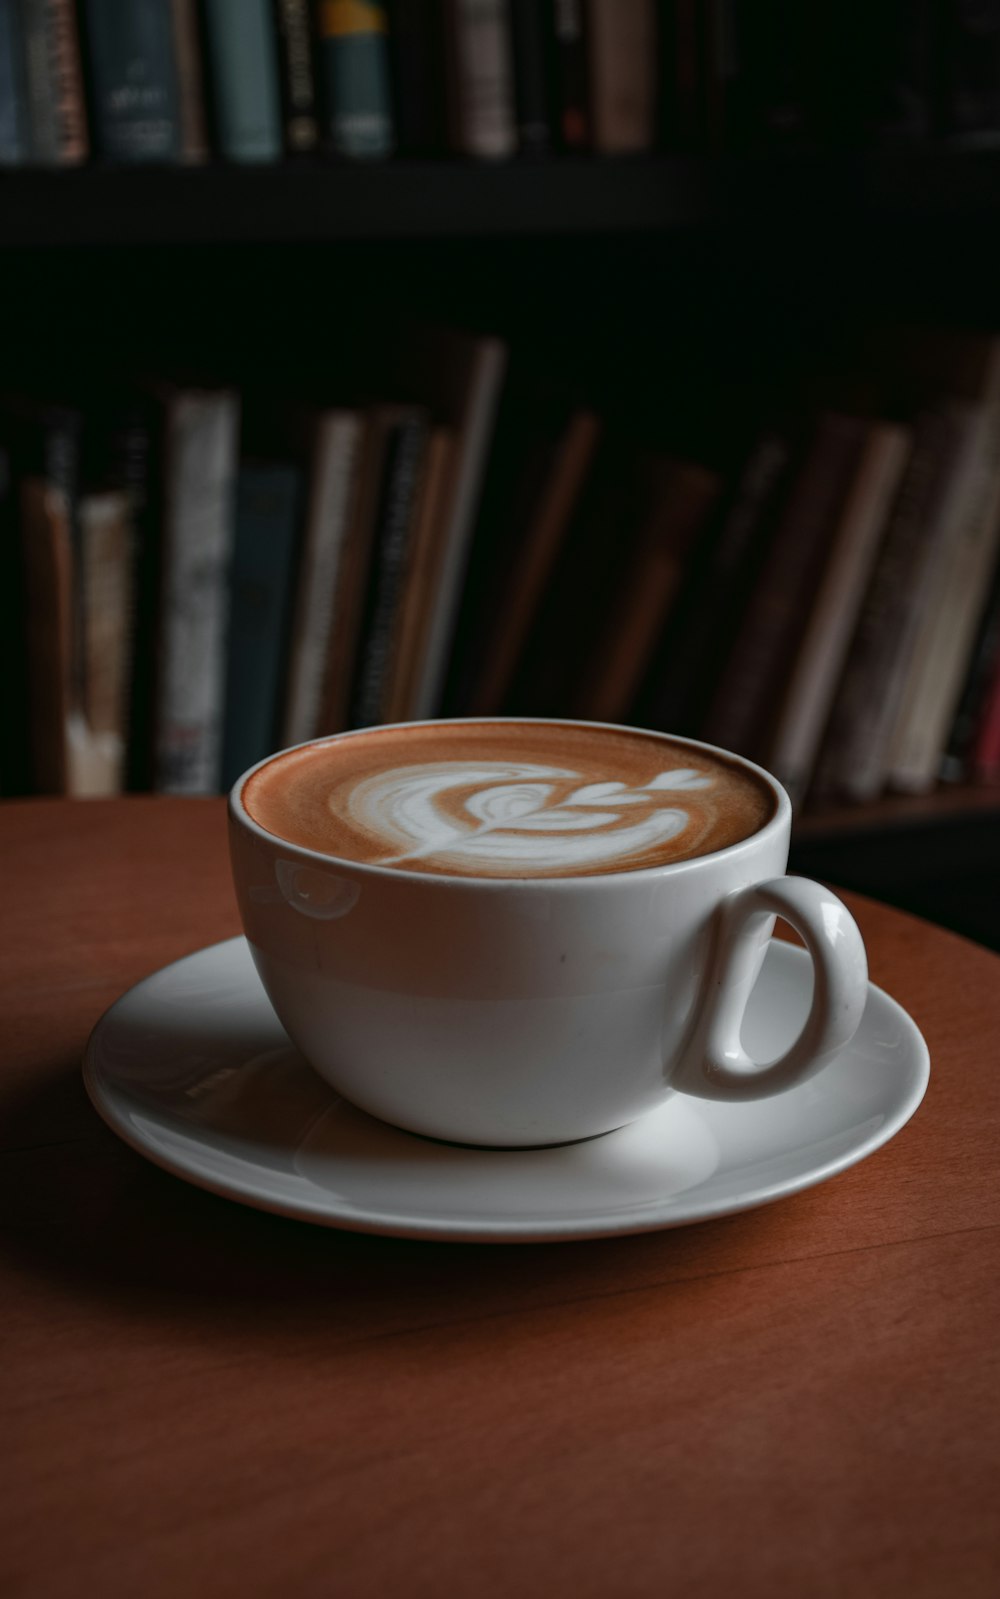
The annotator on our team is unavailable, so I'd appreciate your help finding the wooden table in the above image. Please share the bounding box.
[2,798,998,1599]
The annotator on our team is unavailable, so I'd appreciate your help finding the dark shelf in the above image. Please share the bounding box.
[4,147,1000,248]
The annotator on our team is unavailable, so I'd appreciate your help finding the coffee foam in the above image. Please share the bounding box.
[241,723,776,878]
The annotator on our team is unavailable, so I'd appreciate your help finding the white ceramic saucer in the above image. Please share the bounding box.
[83,937,929,1243]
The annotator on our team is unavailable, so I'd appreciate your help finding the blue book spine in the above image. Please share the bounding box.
[221,464,302,790]
[0,0,28,164]
[316,0,395,158]
[82,0,181,163]
[203,0,283,162]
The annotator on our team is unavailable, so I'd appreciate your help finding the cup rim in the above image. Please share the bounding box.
[228,717,792,889]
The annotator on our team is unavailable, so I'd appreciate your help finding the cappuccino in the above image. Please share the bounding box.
[241,722,775,880]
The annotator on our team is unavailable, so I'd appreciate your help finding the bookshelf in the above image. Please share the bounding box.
[3,4,1000,950]
[4,146,1000,248]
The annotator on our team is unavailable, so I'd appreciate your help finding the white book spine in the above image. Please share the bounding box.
[409,339,507,719]
[451,0,516,158]
[282,412,363,748]
[887,403,1000,792]
[155,391,240,794]
[769,424,911,806]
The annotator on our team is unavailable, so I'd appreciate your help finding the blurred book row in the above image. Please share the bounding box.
[4,323,1000,807]
[4,1,1000,170]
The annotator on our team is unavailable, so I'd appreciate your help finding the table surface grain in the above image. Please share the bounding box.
[2,797,998,1599]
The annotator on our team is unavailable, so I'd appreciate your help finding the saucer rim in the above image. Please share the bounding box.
[82,937,931,1244]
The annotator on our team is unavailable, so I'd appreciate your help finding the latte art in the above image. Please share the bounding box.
[241,722,777,878]
[353,761,713,872]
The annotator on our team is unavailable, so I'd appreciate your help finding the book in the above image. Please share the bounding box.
[221,463,302,790]
[20,478,73,793]
[446,0,517,158]
[551,0,588,149]
[381,425,456,722]
[442,356,589,714]
[942,0,1000,147]
[586,0,657,154]
[20,0,89,165]
[386,0,447,155]
[316,406,396,734]
[170,0,208,161]
[941,554,1000,779]
[887,405,1000,792]
[971,641,1000,781]
[273,0,320,153]
[350,409,430,727]
[576,456,721,724]
[154,388,240,795]
[509,0,552,154]
[639,427,794,739]
[765,421,912,806]
[282,410,364,746]
[0,398,81,793]
[202,0,283,163]
[0,0,29,165]
[469,408,601,715]
[813,404,977,805]
[704,412,868,762]
[315,0,395,159]
[401,329,508,719]
[72,489,135,795]
[81,0,181,164]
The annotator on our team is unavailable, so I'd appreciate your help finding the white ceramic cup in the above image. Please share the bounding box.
[228,720,868,1148]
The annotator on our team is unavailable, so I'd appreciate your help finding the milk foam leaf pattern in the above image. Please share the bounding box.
[465,783,555,826]
[645,769,713,790]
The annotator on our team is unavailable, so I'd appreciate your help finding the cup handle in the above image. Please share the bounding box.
[675,876,869,1102]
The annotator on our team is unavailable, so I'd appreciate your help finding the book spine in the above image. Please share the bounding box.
[273,0,320,153]
[203,0,283,162]
[282,412,364,747]
[20,479,73,793]
[446,0,516,158]
[169,0,208,161]
[814,406,970,804]
[408,338,508,719]
[82,0,181,164]
[0,440,33,793]
[509,0,552,153]
[551,0,588,148]
[887,403,1000,792]
[386,0,445,154]
[381,426,456,723]
[472,409,601,715]
[942,557,1000,778]
[0,0,29,164]
[705,413,866,761]
[316,0,395,158]
[155,391,240,795]
[350,413,429,728]
[221,464,301,790]
[585,0,657,154]
[72,490,134,795]
[767,423,912,807]
[971,646,1000,779]
[21,0,89,165]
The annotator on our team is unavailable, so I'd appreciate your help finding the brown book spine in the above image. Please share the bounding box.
[577,457,721,723]
[47,0,89,164]
[382,427,457,724]
[21,479,73,793]
[586,0,657,154]
[316,409,395,735]
[171,0,210,162]
[472,410,601,715]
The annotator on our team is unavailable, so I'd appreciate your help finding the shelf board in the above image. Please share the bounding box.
[793,782,1000,840]
[3,147,1000,248]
